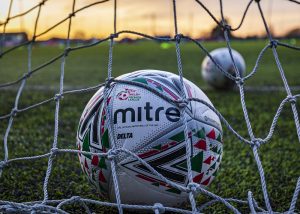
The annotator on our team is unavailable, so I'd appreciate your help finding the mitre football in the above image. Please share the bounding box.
[77,70,223,206]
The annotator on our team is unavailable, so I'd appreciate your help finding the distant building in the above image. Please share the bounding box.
[40,37,66,46]
[0,32,28,46]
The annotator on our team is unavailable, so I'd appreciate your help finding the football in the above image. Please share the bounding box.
[77,70,223,206]
[201,48,246,89]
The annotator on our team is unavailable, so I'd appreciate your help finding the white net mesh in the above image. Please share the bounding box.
[0,0,300,213]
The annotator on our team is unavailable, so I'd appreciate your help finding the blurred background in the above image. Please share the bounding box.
[0,0,299,42]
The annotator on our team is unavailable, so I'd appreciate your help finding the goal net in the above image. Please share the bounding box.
[0,0,300,213]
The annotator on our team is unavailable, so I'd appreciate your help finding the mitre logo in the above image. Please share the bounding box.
[117,88,141,101]
[113,102,180,124]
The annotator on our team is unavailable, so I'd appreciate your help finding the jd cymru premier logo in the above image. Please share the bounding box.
[117,88,141,101]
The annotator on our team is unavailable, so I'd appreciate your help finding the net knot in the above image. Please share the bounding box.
[174,34,183,43]
[39,0,46,6]
[235,77,244,86]
[254,0,261,3]
[187,182,200,193]
[287,95,296,104]
[11,108,18,117]
[251,138,264,148]
[23,72,31,79]
[64,47,71,56]
[105,77,114,88]
[222,23,231,31]
[178,99,189,109]
[32,35,37,43]
[110,33,119,39]
[5,18,10,24]
[69,12,76,18]
[51,147,59,156]
[54,93,63,101]
[153,203,165,213]
[269,40,278,48]
[107,149,118,160]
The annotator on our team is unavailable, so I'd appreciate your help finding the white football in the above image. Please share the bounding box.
[77,70,223,207]
[201,48,246,89]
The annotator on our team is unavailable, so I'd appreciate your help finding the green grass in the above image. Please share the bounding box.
[1,39,300,88]
[0,39,300,213]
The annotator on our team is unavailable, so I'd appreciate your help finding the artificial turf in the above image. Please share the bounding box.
[0,39,299,213]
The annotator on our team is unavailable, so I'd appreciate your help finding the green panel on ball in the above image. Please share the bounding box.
[82,131,91,159]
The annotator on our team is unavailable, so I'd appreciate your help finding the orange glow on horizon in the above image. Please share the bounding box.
[0,0,299,40]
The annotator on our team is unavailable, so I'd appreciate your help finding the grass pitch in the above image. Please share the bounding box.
[0,39,300,213]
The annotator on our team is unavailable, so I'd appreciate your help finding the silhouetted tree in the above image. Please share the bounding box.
[209,18,234,40]
[285,28,300,38]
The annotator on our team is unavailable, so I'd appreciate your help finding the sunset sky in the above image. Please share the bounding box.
[0,0,299,40]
